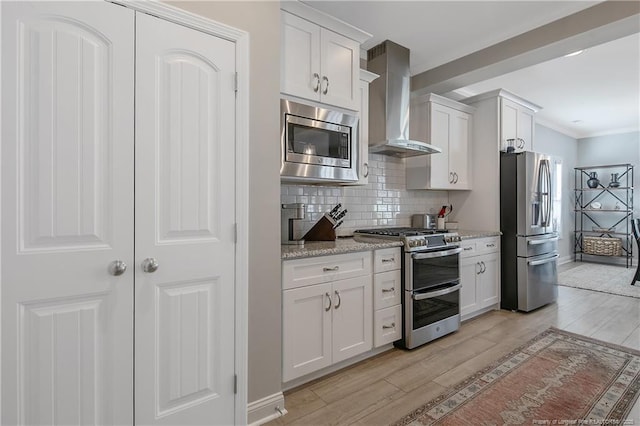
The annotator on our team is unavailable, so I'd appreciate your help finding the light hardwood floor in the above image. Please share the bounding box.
[269,262,640,425]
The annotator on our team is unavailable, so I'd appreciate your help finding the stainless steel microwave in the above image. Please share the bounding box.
[280,99,358,183]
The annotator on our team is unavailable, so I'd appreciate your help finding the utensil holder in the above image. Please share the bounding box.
[302,214,337,241]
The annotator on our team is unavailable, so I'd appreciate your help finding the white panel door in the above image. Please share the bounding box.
[1,2,134,425]
[320,28,359,110]
[135,12,236,425]
[429,104,452,189]
[281,11,321,102]
[501,98,518,151]
[479,254,500,308]
[332,276,372,364]
[450,110,471,189]
[459,258,480,318]
[282,283,333,382]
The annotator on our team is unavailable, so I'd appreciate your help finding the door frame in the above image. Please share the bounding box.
[109,1,250,423]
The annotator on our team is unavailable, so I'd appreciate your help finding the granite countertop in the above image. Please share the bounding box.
[455,229,502,240]
[282,238,403,260]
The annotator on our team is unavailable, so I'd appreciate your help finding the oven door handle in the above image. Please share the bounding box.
[411,247,462,259]
[412,283,461,300]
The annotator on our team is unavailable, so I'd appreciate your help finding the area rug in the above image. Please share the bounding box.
[558,263,639,299]
[393,328,640,425]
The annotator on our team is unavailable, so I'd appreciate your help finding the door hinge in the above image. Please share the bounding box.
[234,374,238,394]
[234,72,238,93]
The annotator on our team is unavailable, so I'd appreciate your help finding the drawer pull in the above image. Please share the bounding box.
[334,290,341,309]
[382,287,395,293]
[382,322,396,329]
[381,258,395,263]
[325,292,332,312]
[486,243,496,248]
[463,247,473,251]
[323,266,339,272]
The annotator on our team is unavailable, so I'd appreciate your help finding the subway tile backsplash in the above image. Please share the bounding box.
[281,154,449,237]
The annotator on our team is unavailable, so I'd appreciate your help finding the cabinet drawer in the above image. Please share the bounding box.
[373,270,401,310]
[459,241,477,258]
[374,305,402,348]
[283,251,372,290]
[476,237,500,254]
[373,247,401,273]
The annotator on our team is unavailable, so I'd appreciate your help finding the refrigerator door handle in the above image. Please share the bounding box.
[528,253,559,266]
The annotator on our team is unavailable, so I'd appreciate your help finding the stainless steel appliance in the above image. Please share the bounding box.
[366,41,442,157]
[354,227,462,349]
[281,203,306,245]
[500,151,559,312]
[280,99,358,183]
[411,213,437,230]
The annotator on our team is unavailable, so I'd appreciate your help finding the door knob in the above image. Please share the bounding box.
[108,260,127,276]
[141,258,159,273]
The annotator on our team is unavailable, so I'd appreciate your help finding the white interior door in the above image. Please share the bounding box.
[134,12,237,425]
[1,2,135,425]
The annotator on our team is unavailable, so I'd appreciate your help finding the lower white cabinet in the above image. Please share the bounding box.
[282,252,372,382]
[460,237,501,321]
[372,247,402,347]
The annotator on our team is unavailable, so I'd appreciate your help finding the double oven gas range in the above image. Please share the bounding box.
[354,227,462,349]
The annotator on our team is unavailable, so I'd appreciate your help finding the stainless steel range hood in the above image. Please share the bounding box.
[367,40,441,157]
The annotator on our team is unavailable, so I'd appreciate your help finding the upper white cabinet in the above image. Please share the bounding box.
[501,97,535,152]
[406,94,475,190]
[344,69,379,186]
[280,3,370,111]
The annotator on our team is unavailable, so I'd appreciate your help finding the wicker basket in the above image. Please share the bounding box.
[583,236,622,256]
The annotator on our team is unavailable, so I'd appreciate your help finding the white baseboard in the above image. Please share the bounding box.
[247,392,287,426]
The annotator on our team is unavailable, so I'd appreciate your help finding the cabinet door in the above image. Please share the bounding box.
[500,98,518,151]
[283,283,333,382]
[459,257,480,318]
[517,107,535,151]
[281,12,321,102]
[356,76,370,184]
[320,28,359,110]
[429,103,453,188]
[1,3,135,424]
[332,276,373,363]
[450,110,471,189]
[479,253,500,308]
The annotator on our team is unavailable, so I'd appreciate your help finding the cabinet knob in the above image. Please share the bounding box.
[141,258,159,273]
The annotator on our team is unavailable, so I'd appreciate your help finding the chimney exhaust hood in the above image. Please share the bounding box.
[367,40,441,157]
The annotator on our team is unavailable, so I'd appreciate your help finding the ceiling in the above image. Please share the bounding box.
[303,1,640,139]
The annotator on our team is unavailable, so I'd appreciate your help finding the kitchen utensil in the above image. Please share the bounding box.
[333,220,343,229]
[329,203,342,218]
[438,205,447,217]
[335,209,348,221]
[411,214,437,229]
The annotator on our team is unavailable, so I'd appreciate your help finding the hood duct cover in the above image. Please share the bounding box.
[367,40,441,157]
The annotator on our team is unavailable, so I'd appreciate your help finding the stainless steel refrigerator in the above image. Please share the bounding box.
[500,151,559,311]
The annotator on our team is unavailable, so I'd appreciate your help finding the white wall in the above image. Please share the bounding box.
[534,124,578,261]
[281,154,449,236]
[167,1,282,407]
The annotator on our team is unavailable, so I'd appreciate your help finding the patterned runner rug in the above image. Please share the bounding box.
[558,263,639,299]
[393,328,640,425]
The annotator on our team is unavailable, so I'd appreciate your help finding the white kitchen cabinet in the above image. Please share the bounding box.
[282,252,373,382]
[501,97,535,152]
[449,89,541,232]
[406,93,475,190]
[372,248,402,347]
[459,237,501,321]
[346,69,379,186]
[281,10,362,111]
